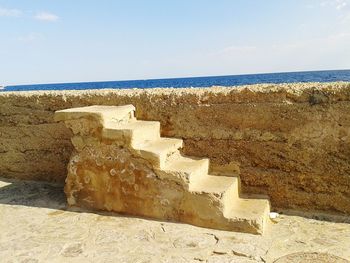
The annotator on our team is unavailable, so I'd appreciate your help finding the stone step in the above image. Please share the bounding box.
[103,120,160,146]
[223,197,270,234]
[134,138,183,169]
[55,105,135,124]
[190,174,238,197]
[156,154,210,186]
[181,188,269,234]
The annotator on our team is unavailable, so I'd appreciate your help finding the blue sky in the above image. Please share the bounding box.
[1,0,350,85]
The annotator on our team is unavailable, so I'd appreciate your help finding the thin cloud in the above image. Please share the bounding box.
[335,0,349,10]
[34,11,59,22]
[320,0,349,10]
[0,7,22,17]
[18,33,45,43]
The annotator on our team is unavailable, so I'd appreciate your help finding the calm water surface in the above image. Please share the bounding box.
[3,69,350,92]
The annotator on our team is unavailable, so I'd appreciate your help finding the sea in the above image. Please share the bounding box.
[2,69,350,92]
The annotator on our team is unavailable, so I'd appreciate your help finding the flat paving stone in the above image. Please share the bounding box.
[273,252,349,263]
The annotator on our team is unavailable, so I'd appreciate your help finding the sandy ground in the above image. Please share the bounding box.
[0,177,349,263]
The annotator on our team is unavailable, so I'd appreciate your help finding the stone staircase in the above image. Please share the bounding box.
[55,105,270,234]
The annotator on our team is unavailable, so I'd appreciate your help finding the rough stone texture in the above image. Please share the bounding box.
[66,143,187,222]
[1,82,350,215]
[0,178,350,262]
[59,106,269,234]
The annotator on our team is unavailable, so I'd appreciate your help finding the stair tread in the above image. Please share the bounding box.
[137,137,183,154]
[103,120,160,145]
[55,105,135,122]
[165,155,209,174]
[190,174,238,194]
[225,198,269,220]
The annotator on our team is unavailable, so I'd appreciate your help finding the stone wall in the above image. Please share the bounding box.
[1,82,350,214]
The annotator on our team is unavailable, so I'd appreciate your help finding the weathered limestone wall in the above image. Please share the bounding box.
[1,82,350,214]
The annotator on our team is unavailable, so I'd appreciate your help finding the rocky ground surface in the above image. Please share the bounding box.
[0,177,349,263]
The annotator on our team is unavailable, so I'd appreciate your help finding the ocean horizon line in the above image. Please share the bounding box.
[4,68,350,88]
[2,69,350,92]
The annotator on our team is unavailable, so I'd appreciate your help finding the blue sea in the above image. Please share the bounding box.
[2,69,350,92]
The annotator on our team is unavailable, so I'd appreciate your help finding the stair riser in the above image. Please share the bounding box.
[155,154,210,187]
[260,203,270,234]
[180,162,210,187]
[130,126,160,147]
[158,148,181,169]
[188,160,210,184]
[102,126,160,147]
[108,110,135,124]
[222,180,240,212]
[138,149,179,169]
[137,144,182,169]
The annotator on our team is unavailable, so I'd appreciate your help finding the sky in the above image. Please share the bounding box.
[1,0,350,85]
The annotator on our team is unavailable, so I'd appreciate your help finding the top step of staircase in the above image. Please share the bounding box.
[54,105,135,124]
